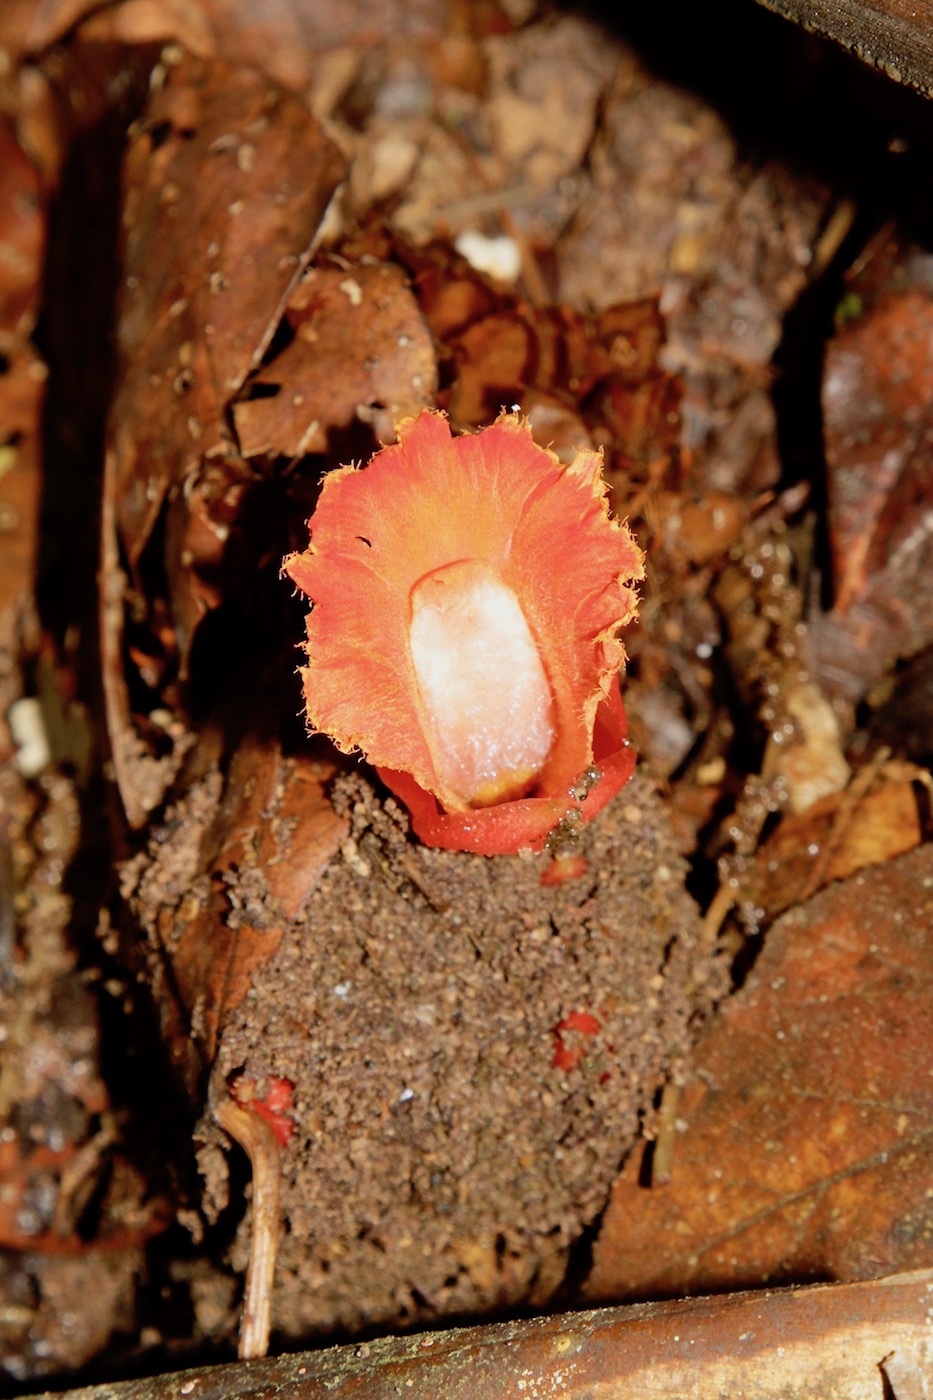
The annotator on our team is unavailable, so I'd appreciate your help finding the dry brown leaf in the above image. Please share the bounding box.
[233,261,437,459]
[0,0,448,90]
[811,232,933,702]
[440,290,681,477]
[0,352,43,615]
[101,50,344,824]
[824,235,933,613]
[123,737,346,1078]
[0,115,45,338]
[0,117,46,612]
[586,843,933,1302]
[483,16,616,190]
[744,772,922,922]
[401,241,501,341]
[108,51,344,569]
[446,309,542,425]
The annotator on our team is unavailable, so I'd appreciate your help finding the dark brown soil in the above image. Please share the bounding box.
[178,772,726,1338]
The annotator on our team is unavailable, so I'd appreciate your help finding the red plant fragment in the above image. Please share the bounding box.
[283,410,644,854]
[560,1010,602,1036]
[231,1076,295,1148]
[552,1010,602,1070]
[540,853,589,886]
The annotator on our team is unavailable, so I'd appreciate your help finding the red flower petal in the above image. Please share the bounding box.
[283,410,643,855]
[377,680,634,854]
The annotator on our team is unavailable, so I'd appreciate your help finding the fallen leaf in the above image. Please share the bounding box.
[123,734,347,1078]
[233,260,437,459]
[810,232,933,702]
[108,50,345,571]
[824,234,933,613]
[586,843,933,1302]
[0,352,43,615]
[402,240,501,342]
[484,17,616,190]
[0,0,448,93]
[0,115,45,611]
[0,114,45,338]
[101,50,345,823]
[743,771,922,924]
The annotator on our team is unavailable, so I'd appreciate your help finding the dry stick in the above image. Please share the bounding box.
[52,1118,120,1237]
[213,1096,283,1361]
[811,197,858,278]
[500,208,550,307]
[701,880,735,947]
[37,1268,933,1399]
[650,1081,681,1187]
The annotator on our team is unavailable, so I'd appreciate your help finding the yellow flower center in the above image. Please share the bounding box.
[409,560,555,808]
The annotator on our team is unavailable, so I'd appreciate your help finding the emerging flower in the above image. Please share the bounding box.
[283,410,643,855]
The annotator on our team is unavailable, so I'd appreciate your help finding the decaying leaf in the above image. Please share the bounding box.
[121,734,346,1082]
[108,51,345,571]
[744,763,923,922]
[585,844,933,1303]
[100,50,345,824]
[232,261,437,459]
[810,231,933,703]
[0,116,45,614]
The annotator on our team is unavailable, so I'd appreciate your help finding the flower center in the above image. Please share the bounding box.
[409,560,555,808]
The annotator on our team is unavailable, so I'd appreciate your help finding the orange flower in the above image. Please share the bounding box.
[283,411,643,855]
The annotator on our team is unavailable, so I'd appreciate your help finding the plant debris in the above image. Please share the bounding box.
[585,844,933,1301]
[2,0,933,1387]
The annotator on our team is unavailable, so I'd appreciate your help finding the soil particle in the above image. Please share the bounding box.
[197,771,725,1339]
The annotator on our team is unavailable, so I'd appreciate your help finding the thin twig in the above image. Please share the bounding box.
[214,1096,282,1360]
[701,881,735,947]
[651,1081,681,1187]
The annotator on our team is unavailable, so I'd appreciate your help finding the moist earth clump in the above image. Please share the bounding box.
[188,771,725,1338]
